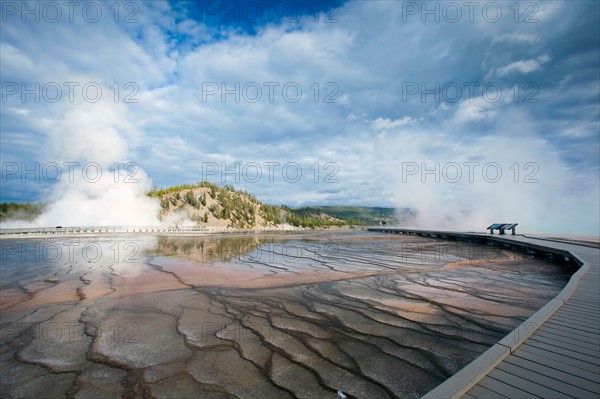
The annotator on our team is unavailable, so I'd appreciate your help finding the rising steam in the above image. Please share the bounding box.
[21,97,161,227]
[389,131,599,235]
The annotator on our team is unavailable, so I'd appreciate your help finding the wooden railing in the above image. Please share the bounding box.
[0,225,305,235]
[0,225,212,235]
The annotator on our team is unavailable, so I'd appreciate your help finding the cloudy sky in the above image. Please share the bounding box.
[1,0,599,233]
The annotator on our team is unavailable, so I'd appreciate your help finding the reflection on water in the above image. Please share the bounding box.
[0,232,570,398]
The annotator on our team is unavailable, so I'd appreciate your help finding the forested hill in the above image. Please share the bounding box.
[1,182,404,228]
[148,182,348,229]
[148,182,403,228]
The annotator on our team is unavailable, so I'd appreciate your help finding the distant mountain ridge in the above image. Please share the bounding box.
[297,206,409,226]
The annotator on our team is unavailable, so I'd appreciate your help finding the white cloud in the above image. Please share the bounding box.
[372,117,415,131]
[5,107,30,116]
[497,55,551,76]
[494,32,540,44]
[452,97,499,124]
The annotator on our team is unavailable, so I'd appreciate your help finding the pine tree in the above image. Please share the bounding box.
[185,191,197,207]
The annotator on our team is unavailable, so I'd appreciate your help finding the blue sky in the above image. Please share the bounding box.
[1,0,599,233]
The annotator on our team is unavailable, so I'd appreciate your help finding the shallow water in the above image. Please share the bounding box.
[0,231,570,398]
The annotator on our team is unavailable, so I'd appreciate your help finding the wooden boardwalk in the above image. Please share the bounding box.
[463,237,599,399]
[368,228,600,399]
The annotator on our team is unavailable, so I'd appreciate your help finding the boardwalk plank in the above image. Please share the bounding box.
[554,304,597,314]
[515,347,600,383]
[552,309,600,323]
[571,297,600,305]
[572,283,600,291]
[496,362,592,398]
[572,287,600,294]
[535,324,598,342]
[564,298,600,309]
[477,376,538,398]
[568,290,599,298]
[535,328,600,346]
[555,304,599,314]
[549,314,600,327]
[486,368,572,398]
[571,295,600,303]
[544,316,600,331]
[544,314,598,330]
[568,299,600,309]
[559,300,598,310]
[530,330,600,351]
[546,318,599,335]
[525,337,600,365]
[560,309,599,318]
[572,284,599,291]
[504,355,600,395]
[537,323,599,344]
[466,384,508,399]
[532,331,600,357]
[576,288,600,294]
[518,343,600,373]
[575,282,600,288]
[528,334,600,358]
